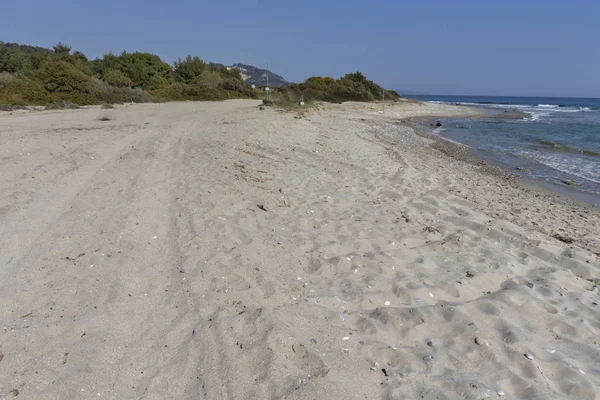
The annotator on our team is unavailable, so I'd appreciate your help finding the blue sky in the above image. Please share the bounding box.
[1,0,599,97]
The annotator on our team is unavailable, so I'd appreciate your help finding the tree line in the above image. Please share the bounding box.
[0,41,400,106]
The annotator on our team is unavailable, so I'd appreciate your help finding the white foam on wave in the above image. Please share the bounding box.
[529,112,552,121]
[424,101,594,123]
[519,150,600,184]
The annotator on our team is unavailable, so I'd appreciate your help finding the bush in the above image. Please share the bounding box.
[195,70,222,88]
[102,68,132,88]
[0,76,51,104]
[0,72,16,89]
[36,60,97,104]
[89,78,153,104]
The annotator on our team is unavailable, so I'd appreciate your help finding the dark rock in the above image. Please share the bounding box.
[435,121,442,127]
[561,179,580,187]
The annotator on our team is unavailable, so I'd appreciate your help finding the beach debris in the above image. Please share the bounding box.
[426,341,433,347]
[64,252,86,261]
[342,348,350,353]
[0,351,3,362]
[342,336,350,341]
[257,204,267,211]
[496,389,506,396]
[370,361,380,371]
[475,337,489,346]
[359,341,365,345]
[414,298,421,303]
[310,339,317,345]
[21,312,33,318]
[423,355,434,361]
[98,116,111,122]
[466,271,475,278]
[298,377,307,385]
[381,368,388,377]
[384,301,391,306]
[10,389,19,397]
[524,352,535,360]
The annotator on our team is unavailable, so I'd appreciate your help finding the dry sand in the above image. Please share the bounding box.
[0,100,599,399]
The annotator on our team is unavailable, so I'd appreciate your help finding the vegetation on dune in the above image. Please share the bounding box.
[268,72,400,104]
[0,41,256,106]
[0,40,400,107]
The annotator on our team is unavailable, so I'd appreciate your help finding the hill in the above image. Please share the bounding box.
[231,63,287,87]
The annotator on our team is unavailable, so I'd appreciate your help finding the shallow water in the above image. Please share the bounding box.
[405,95,600,202]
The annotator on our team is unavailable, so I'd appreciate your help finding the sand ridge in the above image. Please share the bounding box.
[0,100,599,399]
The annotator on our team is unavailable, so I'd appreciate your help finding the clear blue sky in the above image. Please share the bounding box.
[1,0,599,97]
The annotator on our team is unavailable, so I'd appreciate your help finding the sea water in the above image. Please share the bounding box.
[404,95,600,203]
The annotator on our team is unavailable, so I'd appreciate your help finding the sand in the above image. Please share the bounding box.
[0,100,599,399]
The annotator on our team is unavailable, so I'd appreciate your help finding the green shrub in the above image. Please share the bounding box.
[195,70,222,88]
[102,68,132,88]
[174,56,206,84]
[0,76,51,104]
[0,72,16,89]
[36,60,93,98]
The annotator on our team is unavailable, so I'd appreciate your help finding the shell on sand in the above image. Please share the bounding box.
[475,337,489,346]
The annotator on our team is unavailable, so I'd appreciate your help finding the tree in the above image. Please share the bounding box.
[53,42,72,55]
[173,56,206,84]
[343,71,367,83]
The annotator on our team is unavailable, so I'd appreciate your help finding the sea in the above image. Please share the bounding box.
[403,95,600,205]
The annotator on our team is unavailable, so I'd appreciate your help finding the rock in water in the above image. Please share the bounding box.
[436,121,442,127]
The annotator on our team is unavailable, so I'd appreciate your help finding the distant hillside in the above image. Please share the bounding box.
[231,63,287,87]
[0,41,53,56]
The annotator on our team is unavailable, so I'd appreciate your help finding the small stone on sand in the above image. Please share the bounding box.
[497,389,505,396]
[524,352,535,360]
[475,337,489,346]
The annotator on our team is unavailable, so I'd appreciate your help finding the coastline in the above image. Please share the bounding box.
[408,107,600,208]
[0,100,599,399]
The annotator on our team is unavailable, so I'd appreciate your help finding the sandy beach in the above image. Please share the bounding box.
[1,100,599,399]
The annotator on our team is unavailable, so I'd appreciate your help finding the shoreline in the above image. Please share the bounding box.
[406,107,600,208]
